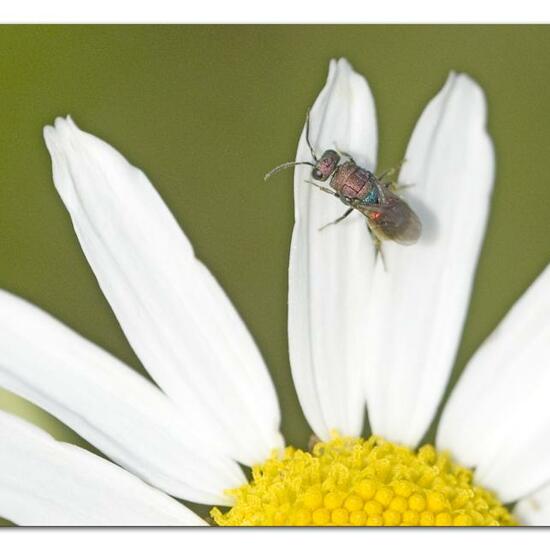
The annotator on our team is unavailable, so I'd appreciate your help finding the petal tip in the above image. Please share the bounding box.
[335,57,352,70]
[51,115,79,140]
[42,124,55,144]
[53,115,68,128]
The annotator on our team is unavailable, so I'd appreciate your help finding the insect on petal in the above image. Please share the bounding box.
[288,58,378,439]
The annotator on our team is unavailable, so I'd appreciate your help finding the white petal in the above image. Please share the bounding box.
[43,117,282,465]
[0,411,205,526]
[515,483,550,526]
[437,265,550,502]
[364,73,494,446]
[288,58,378,439]
[0,290,244,505]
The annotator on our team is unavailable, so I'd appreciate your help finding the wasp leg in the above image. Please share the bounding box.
[397,182,414,192]
[367,227,387,271]
[304,179,339,197]
[372,180,391,204]
[377,241,387,272]
[364,218,387,271]
[383,181,415,193]
[377,158,407,182]
[333,147,356,164]
[318,207,354,231]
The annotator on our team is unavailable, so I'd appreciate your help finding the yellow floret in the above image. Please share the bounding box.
[344,495,364,512]
[427,491,447,513]
[293,509,311,526]
[375,487,394,507]
[389,496,408,513]
[324,492,344,510]
[383,510,401,526]
[357,479,377,500]
[349,510,367,526]
[435,512,453,526]
[312,508,330,525]
[394,480,414,498]
[332,508,349,525]
[402,510,420,526]
[365,500,384,515]
[210,435,517,526]
[409,493,426,512]
[304,489,323,510]
[420,511,435,526]
[453,513,473,526]
[367,514,384,526]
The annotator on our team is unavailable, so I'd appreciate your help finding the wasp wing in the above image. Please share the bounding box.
[354,191,422,245]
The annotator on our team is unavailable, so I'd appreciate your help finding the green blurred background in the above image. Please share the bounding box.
[0,25,549,524]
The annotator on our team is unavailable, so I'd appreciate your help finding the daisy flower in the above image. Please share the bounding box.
[0,58,548,527]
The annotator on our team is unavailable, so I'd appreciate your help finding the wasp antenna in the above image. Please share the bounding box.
[264,161,314,181]
[305,108,318,162]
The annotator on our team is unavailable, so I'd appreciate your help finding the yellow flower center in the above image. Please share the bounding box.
[210,435,516,526]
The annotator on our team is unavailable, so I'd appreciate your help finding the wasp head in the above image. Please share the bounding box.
[312,150,340,181]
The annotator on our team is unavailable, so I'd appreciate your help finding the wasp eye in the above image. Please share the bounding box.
[312,168,323,180]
